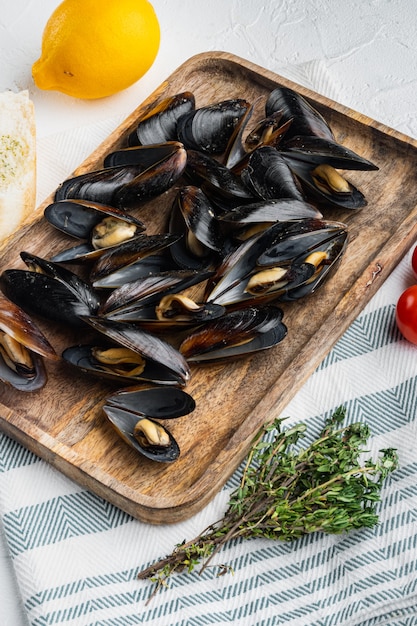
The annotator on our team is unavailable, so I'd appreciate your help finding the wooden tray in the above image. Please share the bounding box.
[1,52,417,524]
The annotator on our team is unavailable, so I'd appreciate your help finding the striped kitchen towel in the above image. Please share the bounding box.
[1,65,417,624]
[0,230,416,626]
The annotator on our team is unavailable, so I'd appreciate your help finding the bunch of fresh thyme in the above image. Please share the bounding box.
[138,406,397,598]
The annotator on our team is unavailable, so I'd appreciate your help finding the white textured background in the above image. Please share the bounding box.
[1,0,417,623]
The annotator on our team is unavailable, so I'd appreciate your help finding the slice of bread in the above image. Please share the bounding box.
[0,90,36,245]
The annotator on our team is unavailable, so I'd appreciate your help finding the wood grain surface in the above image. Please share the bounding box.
[1,52,416,524]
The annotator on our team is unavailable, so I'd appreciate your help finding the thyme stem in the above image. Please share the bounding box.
[137,406,398,598]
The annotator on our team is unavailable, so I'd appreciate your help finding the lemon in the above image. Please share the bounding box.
[32,0,160,99]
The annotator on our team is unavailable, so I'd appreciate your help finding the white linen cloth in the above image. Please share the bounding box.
[0,62,416,626]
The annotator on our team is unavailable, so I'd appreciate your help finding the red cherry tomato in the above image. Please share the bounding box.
[396,285,417,344]
[412,245,417,279]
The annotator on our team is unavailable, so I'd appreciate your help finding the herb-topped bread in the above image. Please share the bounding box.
[0,90,36,244]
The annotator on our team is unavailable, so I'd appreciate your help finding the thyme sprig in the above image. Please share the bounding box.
[138,407,397,600]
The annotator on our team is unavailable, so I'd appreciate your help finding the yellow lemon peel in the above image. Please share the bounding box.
[32,0,160,99]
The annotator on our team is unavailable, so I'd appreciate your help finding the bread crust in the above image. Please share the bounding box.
[0,90,36,245]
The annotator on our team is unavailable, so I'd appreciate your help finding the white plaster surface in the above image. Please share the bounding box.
[0,1,416,623]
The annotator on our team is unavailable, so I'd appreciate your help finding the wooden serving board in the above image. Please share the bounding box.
[1,52,417,524]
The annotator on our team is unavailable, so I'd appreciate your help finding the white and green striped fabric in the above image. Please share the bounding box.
[1,120,416,626]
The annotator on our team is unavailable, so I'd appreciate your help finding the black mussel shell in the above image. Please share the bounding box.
[1,252,100,327]
[91,254,176,289]
[0,350,47,392]
[168,186,224,270]
[177,98,250,154]
[265,86,334,141]
[103,403,181,463]
[105,386,196,419]
[45,199,147,263]
[241,146,305,201]
[55,164,144,205]
[287,161,368,210]
[280,136,378,171]
[185,150,254,205]
[55,143,187,209]
[0,294,58,391]
[44,199,145,240]
[205,219,309,304]
[102,385,195,463]
[0,294,58,360]
[128,92,195,146]
[99,269,213,319]
[90,233,181,283]
[114,143,187,210]
[179,305,287,362]
[217,198,323,240]
[103,141,184,168]
[256,220,348,266]
[1,270,99,328]
[62,344,184,386]
[83,316,191,386]
[244,110,290,149]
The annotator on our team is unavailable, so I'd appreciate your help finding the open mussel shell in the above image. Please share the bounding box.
[205,219,310,305]
[44,199,145,240]
[177,98,250,154]
[1,252,100,328]
[244,111,291,150]
[45,199,147,263]
[280,135,378,171]
[0,294,58,391]
[83,316,191,386]
[62,343,184,386]
[168,185,224,270]
[99,269,214,320]
[179,305,287,362]
[256,219,348,266]
[128,92,196,146]
[103,386,195,463]
[205,218,348,307]
[89,233,181,284]
[241,146,305,201]
[286,162,367,210]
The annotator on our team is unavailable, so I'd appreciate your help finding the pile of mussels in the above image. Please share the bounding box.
[0,86,378,463]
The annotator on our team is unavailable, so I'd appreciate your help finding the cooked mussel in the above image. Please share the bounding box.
[168,185,224,269]
[0,294,58,391]
[128,92,196,146]
[265,86,335,141]
[102,386,196,463]
[55,142,187,209]
[44,199,146,263]
[177,98,250,154]
[285,161,368,210]
[205,219,348,306]
[216,198,323,241]
[179,305,287,362]
[62,343,185,386]
[82,316,191,386]
[98,269,221,328]
[280,135,378,171]
[1,252,100,328]
[89,233,181,285]
[265,86,378,171]
[241,146,305,201]
[185,150,255,207]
